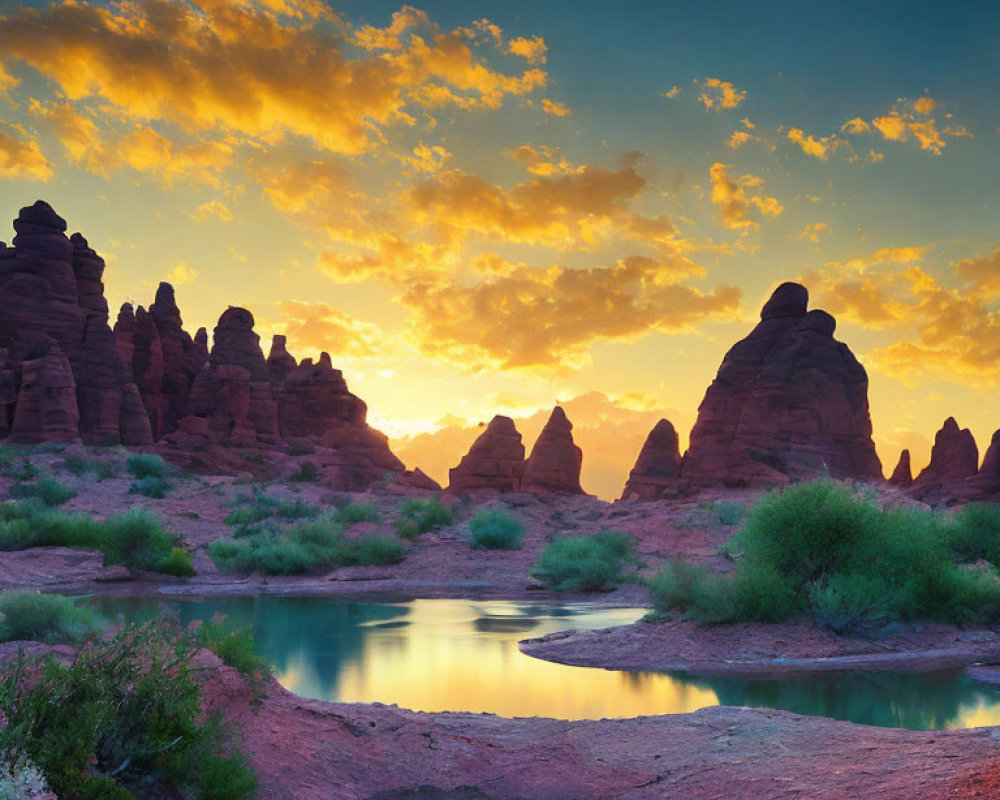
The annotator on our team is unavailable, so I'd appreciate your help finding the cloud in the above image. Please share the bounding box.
[799,222,830,244]
[841,117,871,135]
[709,163,782,230]
[859,98,970,155]
[0,0,550,157]
[913,96,937,115]
[802,246,1000,385]
[697,78,746,111]
[787,127,833,160]
[274,300,382,357]
[398,255,741,371]
[661,85,681,99]
[507,35,547,64]
[165,262,198,285]
[191,200,234,222]
[0,125,53,181]
[540,98,571,116]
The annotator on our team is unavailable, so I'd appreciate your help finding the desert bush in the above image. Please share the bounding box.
[0,621,257,800]
[948,503,1000,564]
[334,502,380,526]
[531,530,638,591]
[128,475,170,498]
[125,453,169,479]
[652,480,1000,631]
[710,501,749,526]
[0,592,104,644]
[194,617,271,687]
[63,456,115,481]
[208,514,404,576]
[158,547,196,578]
[0,507,193,576]
[224,492,318,536]
[288,461,319,483]
[10,476,76,507]
[394,498,452,539]
[468,508,524,550]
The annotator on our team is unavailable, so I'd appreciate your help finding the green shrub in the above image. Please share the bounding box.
[63,456,115,481]
[334,502,380,526]
[158,547,196,578]
[342,534,405,566]
[0,448,38,481]
[394,498,452,539]
[949,503,1000,564]
[468,508,524,550]
[531,530,637,591]
[125,453,169,479]
[288,461,319,483]
[654,480,1000,631]
[0,621,257,800]
[208,516,405,576]
[712,501,749,527]
[224,492,318,535]
[0,592,104,644]
[9,476,76,507]
[128,475,169,499]
[194,618,271,685]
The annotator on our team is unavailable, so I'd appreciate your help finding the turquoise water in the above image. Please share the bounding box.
[85,595,1000,729]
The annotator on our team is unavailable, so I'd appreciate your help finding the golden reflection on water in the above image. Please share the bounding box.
[273,599,720,719]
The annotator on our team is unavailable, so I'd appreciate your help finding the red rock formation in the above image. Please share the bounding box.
[520,406,585,494]
[0,201,150,444]
[620,418,682,501]
[980,430,1000,477]
[681,282,883,487]
[448,415,526,492]
[913,418,979,488]
[888,450,913,487]
[8,344,80,443]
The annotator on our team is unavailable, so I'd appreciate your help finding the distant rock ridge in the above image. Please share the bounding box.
[0,200,411,490]
[676,281,883,488]
[520,406,585,494]
[908,419,998,506]
[888,450,913,487]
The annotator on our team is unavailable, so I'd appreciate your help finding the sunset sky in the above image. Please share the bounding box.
[0,0,997,497]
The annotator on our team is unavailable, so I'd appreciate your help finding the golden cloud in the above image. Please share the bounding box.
[0,0,549,156]
[697,78,745,111]
[803,247,1000,385]
[799,222,830,244]
[165,262,198,285]
[540,98,571,116]
[787,127,832,160]
[0,125,53,181]
[709,162,782,230]
[507,35,547,64]
[274,299,383,357]
[190,200,234,222]
[397,255,741,370]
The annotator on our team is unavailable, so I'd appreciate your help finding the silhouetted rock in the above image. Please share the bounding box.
[888,450,913,487]
[681,282,882,487]
[521,406,584,494]
[449,415,526,492]
[0,201,140,444]
[913,418,979,488]
[620,418,682,501]
[980,431,1000,477]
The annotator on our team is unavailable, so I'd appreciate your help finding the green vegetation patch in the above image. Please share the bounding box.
[651,480,1000,633]
[224,490,319,536]
[0,505,194,577]
[125,453,169,479]
[468,507,525,550]
[531,529,639,591]
[209,513,404,576]
[0,592,105,645]
[128,475,170,499]
[394,498,452,540]
[0,621,257,800]
[9,476,76,507]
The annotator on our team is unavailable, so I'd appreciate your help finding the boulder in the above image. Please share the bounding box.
[619,418,682,502]
[520,406,584,494]
[681,282,883,487]
[448,415,526,492]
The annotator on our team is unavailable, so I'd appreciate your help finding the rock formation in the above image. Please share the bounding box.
[620,418,682,501]
[980,431,1000,478]
[448,415,526,492]
[680,282,883,487]
[0,200,410,490]
[0,200,150,444]
[888,450,913,487]
[520,406,585,494]
[913,418,979,488]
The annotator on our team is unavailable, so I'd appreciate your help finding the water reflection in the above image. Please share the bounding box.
[85,596,1000,729]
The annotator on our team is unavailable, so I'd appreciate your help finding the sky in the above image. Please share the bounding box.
[0,0,997,498]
